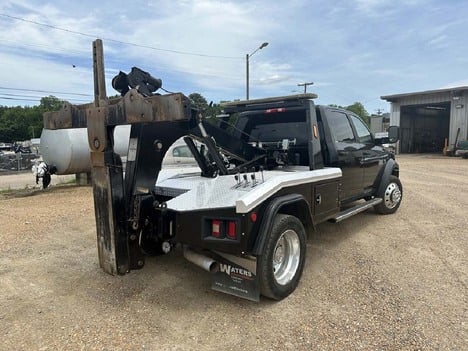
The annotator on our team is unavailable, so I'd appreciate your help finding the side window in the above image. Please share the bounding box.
[349,115,372,143]
[326,110,355,142]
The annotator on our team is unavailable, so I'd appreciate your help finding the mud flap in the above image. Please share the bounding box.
[211,252,259,302]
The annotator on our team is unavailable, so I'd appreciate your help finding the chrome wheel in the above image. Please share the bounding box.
[272,229,301,286]
[383,182,402,209]
[259,214,306,300]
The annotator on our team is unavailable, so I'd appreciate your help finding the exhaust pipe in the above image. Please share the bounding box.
[183,247,219,273]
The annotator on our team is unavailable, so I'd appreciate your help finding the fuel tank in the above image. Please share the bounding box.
[40,126,130,174]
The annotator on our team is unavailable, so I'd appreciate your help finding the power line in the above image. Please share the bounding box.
[0,37,86,57]
[1,92,55,99]
[0,87,92,97]
[0,95,89,102]
[0,92,89,101]
[0,13,241,60]
[0,21,246,82]
[0,96,41,102]
[0,40,244,81]
[0,96,90,105]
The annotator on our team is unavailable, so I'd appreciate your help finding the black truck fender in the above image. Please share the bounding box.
[375,158,400,196]
[252,193,314,256]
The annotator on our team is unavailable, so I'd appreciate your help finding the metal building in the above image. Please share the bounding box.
[381,87,468,153]
[369,113,390,134]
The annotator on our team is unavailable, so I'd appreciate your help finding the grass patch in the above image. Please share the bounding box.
[0,182,82,200]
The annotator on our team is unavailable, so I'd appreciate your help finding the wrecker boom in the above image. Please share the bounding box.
[44,39,263,275]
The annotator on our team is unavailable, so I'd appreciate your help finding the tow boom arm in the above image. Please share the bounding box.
[43,39,263,274]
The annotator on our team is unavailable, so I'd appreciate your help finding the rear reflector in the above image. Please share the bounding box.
[250,212,257,222]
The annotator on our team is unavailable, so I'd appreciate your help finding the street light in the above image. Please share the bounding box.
[246,42,269,100]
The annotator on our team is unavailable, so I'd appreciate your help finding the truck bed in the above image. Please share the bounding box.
[155,167,342,213]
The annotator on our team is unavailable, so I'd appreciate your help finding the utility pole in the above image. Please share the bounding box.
[375,108,384,115]
[297,82,314,94]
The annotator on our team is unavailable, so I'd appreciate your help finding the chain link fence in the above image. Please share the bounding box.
[0,152,40,172]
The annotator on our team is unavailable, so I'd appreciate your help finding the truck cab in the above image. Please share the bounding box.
[222,95,397,207]
[316,105,392,203]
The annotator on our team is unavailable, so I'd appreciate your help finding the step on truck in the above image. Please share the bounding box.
[44,40,402,301]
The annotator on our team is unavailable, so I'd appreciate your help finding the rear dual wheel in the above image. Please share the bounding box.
[258,214,306,300]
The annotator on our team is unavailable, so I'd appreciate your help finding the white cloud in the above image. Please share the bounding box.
[427,35,449,48]
[440,80,468,89]
[354,0,425,17]
[0,51,93,104]
[0,0,468,114]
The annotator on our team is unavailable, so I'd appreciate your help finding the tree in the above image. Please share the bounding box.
[328,102,370,126]
[0,107,30,142]
[39,96,63,111]
[189,92,223,119]
[0,96,64,142]
[189,93,209,112]
[345,102,370,126]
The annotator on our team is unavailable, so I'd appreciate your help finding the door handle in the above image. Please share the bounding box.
[316,194,322,205]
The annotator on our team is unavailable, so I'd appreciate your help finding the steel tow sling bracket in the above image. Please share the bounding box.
[44,39,194,275]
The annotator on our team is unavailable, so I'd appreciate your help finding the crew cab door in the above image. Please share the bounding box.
[320,108,363,201]
[348,114,388,191]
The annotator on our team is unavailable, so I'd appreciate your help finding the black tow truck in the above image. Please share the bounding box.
[44,40,402,301]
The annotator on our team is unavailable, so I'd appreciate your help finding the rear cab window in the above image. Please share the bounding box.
[232,108,310,165]
[234,109,308,144]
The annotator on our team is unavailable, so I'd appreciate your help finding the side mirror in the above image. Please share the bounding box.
[373,132,389,145]
[387,126,399,143]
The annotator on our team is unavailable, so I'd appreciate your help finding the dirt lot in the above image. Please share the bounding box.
[0,155,466,350]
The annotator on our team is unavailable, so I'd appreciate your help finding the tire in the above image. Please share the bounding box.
[258,214,306,300]
[374,175,403,214]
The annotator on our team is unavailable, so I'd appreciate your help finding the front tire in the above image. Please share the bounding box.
[258,214,306,300]
[374,175,403,214]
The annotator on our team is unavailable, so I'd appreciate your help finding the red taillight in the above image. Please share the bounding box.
[265,107,286,114]
[212,220,222,237]
[210,219,238,240]
[227,221,237,239]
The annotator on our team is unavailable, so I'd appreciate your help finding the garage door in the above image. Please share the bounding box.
[399,102,450,153]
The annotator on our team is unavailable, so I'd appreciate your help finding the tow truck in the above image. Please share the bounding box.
[44,40,402,301]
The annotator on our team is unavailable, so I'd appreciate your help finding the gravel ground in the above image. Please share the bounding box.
[0,155,466,350]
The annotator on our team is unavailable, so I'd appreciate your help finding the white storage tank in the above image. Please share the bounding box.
[40,126,130,175]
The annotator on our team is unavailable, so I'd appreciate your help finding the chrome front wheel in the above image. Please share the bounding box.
[383,181,402,210]
[375,175,403,214]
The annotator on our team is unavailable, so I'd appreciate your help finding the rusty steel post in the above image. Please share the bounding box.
[43,39,194,276]
[88,39,137,275]
[93,39,107,107]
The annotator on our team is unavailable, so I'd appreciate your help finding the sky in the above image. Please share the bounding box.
[1,0,468,114]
